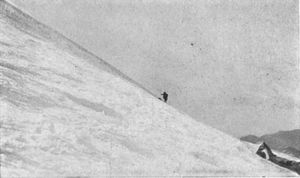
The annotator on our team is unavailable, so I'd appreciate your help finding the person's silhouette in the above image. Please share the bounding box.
[161,92,168,102]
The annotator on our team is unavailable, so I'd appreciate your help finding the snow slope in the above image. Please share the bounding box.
[0,1,297,177]
[7,0,300,137]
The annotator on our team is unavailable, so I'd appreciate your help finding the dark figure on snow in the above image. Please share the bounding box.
[256,142,300,175]
[161,92,168,103]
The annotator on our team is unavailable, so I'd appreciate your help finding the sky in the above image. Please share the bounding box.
[8,0,299,137]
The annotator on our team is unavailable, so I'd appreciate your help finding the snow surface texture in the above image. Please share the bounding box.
[6,0,299,137]
[0,1,297,177]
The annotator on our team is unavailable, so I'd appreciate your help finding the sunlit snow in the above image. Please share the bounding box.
[0,1,297,177]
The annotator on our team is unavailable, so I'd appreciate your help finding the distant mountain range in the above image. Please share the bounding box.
[241,129,300,159]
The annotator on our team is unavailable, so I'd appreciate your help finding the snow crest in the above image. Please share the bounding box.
[0,1,297,177]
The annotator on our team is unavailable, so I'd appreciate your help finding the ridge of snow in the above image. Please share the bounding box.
[0,1,297,177]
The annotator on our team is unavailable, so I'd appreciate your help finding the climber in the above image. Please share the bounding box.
[161,91,168,103]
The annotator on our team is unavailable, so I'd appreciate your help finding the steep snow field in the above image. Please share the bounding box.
[0,1,297,177]
[7,0,299,137]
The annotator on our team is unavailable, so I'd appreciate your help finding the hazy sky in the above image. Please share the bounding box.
[8,0,299,137]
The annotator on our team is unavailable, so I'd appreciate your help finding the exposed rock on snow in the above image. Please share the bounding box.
[256,142,300,175]
[241,129,300,159]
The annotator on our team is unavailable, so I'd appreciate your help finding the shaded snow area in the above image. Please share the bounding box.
[0,1,297,177]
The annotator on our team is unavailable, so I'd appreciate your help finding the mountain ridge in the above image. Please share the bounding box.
[0,1,297,176]
[6,0,299,137]
[0,0,157,98]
